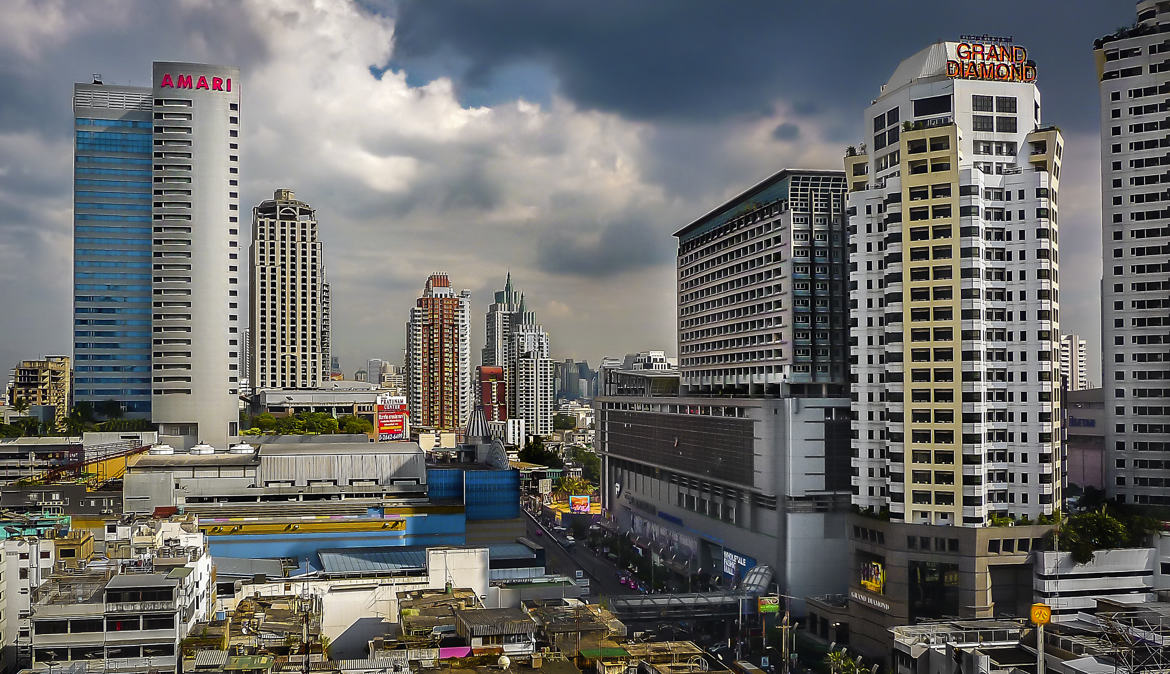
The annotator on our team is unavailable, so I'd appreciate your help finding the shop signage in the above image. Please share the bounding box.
[850,588,891,612]
[758,596,781,613]
[946,42,1036,83]
[159,73,233,91]
[1031,602,1052,625]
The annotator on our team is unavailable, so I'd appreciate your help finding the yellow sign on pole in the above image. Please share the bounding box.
[1031,603,1052,625]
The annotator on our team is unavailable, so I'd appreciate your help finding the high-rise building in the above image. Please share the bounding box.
[678,169,850,396]
[149,62,242,447]
[1059,333,1090,391]
[482,274,555,436]
[821,39,1068,659]
[482,272,521,371]
[330,355,343,381]
[847,41,1063,525]
[406,273,472,430]
[72,64,241,444]
[1095,2,1170,506]
[511,319,556,436]
[367,359,385,386]
[72,80,154,417]
[477,365,507,421]
[595,167,854,610]
[7,356,72,428]
[249,189,329,390]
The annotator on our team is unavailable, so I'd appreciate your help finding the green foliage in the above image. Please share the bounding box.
[826,649,865,674]
[553,413,576,431]
[519,435,562,468]
[569,446,600,483]
[554,475,594,501]
[11,398,30,415]
[1057,508,1129,564]
[241,411,342,436]
[337,414,373,434]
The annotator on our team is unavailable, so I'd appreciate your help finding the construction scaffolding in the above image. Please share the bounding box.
[1095,605,1170,674]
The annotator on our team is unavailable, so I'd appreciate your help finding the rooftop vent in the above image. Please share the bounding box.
[149,444,175,455]
[229,443,255,454]
[190,442,215,455]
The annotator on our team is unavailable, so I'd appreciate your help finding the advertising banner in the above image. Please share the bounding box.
[569,495,591,513]
[377,394,408,441]
[758,596,780,614]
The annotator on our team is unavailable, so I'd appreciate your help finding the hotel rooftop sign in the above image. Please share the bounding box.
[947,41,1036,83]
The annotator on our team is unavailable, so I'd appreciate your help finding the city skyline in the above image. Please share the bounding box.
[0,1,1132,376]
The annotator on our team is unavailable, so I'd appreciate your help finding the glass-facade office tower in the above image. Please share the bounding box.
[72,82,154,417]
[1095,0,1170,506]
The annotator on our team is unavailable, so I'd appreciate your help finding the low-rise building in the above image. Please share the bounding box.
[453,607,536,657]
[27,516,211,674]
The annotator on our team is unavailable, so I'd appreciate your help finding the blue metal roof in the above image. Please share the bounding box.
[317,546,428,574]
[486,542,536,561]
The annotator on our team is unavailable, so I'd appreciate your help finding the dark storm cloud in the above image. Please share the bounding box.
[772,122,800,141]
[390,0,1128,135]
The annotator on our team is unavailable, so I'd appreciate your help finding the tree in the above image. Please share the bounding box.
[570,446,600,483]
[553,413,576,431]
[94,399,123,420]
[338,414,373,434]
[11,398,30,415]
[519,435,562,468]
[253,413,278,433]
[1057,508,1130,564]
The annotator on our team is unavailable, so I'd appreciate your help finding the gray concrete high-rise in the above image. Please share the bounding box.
[1095,1,1170,506]
[149,62,242,446]
[249,189,330,390]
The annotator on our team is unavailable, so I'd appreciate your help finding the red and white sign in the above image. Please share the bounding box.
[377,394,408,442]
[159,73,233,91]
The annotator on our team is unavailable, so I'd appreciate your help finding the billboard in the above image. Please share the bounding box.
[377,395,408,442]
[569,495,591,513]
[758,596,780,614]
[538,478,553,495]
[859,555,886,595]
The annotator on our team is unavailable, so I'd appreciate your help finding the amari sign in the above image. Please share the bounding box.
[159,73,233,91]
[947,42,1036,83]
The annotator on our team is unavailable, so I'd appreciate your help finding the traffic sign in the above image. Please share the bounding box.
[1030,602,1051,625]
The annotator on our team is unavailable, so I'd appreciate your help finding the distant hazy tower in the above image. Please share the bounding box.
[1059,334,1090,391]
[249,189,330,389]
[1095,1,1170,506]
[406,273,472,430]
[149,62,242,446]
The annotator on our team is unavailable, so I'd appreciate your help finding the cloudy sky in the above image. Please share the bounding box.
[0,0,1131,380]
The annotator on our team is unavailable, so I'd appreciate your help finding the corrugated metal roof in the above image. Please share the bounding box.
[318,547,428,574]
[194,650,228,667]
[883,42,952,92]
[213,557,284,579]
[486,542,536,560]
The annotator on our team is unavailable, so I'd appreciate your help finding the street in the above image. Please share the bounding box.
[523,511,628,598]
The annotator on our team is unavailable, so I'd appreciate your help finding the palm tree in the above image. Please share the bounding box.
[11,398,30,416]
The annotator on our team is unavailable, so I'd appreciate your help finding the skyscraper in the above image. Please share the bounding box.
[677,169,850,396]
[1095,1,1170,506]
[72,63,241,443]
[406,273,472,430]
[249,189,329,390]
[482,274,555,436]
[848,40,1063,524]
[149,62,242,446]
[1059,333,1090,391]
[72,80,154,417]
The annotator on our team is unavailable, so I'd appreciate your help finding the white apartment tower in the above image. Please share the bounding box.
[511,316,556,436]
[1059,333,1090,391]
[1095,1,1170,506]
[249,189,330,389]
[150,62,242,446]
[848,41,1064,525]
